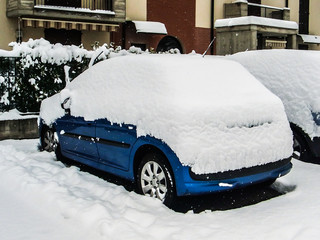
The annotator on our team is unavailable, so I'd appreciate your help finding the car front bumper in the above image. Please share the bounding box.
[175,158,292,196]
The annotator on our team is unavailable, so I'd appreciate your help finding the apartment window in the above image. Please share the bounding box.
[44,0,81,8]
[45,29,81,46]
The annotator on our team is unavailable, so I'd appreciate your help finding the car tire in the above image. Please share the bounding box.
[137,153,176,207]
[293,131,312,161]
[41,127,56,152]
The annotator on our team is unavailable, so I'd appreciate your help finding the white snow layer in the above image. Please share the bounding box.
[133,21,168,34]
[214,16,298,30]
[0,38,92,64]
[228,50,320,139]
[34,5,115,15]
[40,54,293,174]
[0,109,38,120]
[0,139,320,240]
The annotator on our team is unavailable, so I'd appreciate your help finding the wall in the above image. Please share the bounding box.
[261,0,286,8]
[309,0,320,50]
[147,0,212,53]
[82,31,110,49]
[216,27,257,55]
[0,0,16,50]
[0,118,39,140]
[214,0,233,21]
[195,0,211,28]
[126,0,146,21]
[288,0,299,23]
[22,27,44,42]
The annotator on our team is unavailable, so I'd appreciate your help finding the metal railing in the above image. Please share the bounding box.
[34,0,113,11]
[248,3,285,20]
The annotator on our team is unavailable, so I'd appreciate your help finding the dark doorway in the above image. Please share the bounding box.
[298,44,309,50]
[45,0,81,8]
[45,29,82,46]
[156,36,183,53]
[257,34,263,50]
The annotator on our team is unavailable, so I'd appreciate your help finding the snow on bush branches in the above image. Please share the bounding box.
[0,38,170,112]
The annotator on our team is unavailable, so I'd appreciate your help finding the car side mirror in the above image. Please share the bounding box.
[61,97,71,114]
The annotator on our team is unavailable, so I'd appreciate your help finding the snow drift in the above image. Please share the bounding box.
[40,54,293,174]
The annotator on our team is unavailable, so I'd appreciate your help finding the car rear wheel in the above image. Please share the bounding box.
[137,153,176,207]
[41,127,55,152]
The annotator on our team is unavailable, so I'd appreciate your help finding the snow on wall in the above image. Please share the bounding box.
[41,54,292,174]
[0,109,38,121]
[228,50,320,139]
[34,5,115,15]
[214,16,298,30]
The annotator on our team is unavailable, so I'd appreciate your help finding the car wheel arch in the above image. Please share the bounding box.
[133,144,173,180]
[130,138,182,182]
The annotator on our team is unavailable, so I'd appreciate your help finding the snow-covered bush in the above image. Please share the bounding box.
[0,38,159,112]
[0,57,17,111]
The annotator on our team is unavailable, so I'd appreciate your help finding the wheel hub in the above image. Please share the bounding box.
[140,161,167,201]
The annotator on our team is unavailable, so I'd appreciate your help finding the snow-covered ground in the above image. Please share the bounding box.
[0,139,319,240]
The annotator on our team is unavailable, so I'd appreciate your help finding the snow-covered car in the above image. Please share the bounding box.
[39,54,293,206]
[228,50,320,162]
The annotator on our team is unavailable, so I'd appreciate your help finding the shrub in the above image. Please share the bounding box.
[0,39,179,112]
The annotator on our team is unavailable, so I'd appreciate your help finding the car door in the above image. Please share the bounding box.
[95,119,137,170]
[56,115,99,161]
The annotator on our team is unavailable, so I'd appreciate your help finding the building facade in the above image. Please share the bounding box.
[1,0,319,54]
[123,0,320,55]
[1,0,126,50]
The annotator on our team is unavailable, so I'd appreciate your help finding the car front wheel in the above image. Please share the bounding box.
[137,153,176,207]
[293,131,310,161]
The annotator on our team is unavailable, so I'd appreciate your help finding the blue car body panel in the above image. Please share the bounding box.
[48,115,292,197]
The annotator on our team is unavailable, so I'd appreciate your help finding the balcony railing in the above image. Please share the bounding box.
[225,2,290,21]
[34,0,113,11]
[248,3,287,20]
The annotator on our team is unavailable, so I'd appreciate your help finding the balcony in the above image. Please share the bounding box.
[34,0,113,13]
[6,0,125,24]
[216,2,298,55]
[225,2,290,21]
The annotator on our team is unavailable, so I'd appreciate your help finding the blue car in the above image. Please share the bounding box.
[39,55,293,206]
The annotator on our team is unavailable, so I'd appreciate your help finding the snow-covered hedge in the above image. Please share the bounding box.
[0,38,165,112]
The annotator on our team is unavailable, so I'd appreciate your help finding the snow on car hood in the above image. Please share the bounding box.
[228,50,320,139]
[40,54,292,174]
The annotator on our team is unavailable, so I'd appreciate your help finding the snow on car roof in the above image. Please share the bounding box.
[228,50,320,139]
[40,54,292,174]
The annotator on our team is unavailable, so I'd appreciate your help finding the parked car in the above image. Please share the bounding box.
[39,54,293,207]
[229,50,320,163]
